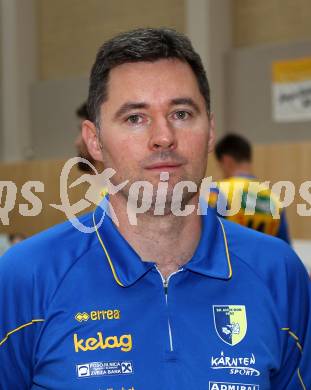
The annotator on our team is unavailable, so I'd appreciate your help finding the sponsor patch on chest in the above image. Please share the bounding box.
[74,332,132,352]
[209,382,259,390]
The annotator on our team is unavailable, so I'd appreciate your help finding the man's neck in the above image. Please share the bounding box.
[109,194,202,279]
[230,162,253,178]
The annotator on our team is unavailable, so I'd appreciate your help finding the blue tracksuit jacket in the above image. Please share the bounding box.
[0,205,310,389]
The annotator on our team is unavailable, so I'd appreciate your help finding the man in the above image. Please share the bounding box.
[209,133,290,243]
[8,232,26,245]
[0,28,310,389]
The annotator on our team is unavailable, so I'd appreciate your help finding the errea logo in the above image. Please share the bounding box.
[75,312,90,322]
[75,310,121,322]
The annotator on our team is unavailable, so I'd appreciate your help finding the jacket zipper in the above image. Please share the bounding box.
[155,266,183,352]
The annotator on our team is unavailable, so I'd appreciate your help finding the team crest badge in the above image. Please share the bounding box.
[213,305,247,346]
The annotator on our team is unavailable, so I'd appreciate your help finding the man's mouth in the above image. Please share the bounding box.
[144,162,183,171]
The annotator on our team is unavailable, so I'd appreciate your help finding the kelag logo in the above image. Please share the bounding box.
[74,332,132,353]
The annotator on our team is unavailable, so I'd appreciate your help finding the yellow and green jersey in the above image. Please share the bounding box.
[208,175,290,243]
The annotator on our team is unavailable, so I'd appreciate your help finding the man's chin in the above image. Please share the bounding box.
[126,189,199,217]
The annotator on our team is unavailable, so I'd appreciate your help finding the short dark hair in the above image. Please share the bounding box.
[87,28,211,127]
[215,133,252,162]
[76,103,90,120]
[8,233,26,243]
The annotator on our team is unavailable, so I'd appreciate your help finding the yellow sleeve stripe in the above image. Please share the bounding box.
[281,328,303,352]
[298,368,307,390]
[0,319,45,347]
[288,331,303,352]
[281,328,306,389]
[217,218,233,279]
[92,211,125,287]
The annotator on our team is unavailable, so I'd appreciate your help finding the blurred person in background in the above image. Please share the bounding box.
[0,234,10,256]
[209,133,291,244]
[0,233,25,257]
[8,233,26,246]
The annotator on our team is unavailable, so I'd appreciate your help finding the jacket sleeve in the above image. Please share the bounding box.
[270,245,311,389]
[0,245,45,389]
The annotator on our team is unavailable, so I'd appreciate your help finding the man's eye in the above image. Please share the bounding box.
[126,114,143,125]
[173,111,191,120]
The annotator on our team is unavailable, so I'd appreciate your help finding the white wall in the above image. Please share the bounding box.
[0,0,37,161]
[293,240,311,275]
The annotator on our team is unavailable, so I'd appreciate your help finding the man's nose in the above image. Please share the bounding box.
[148,119,177,151]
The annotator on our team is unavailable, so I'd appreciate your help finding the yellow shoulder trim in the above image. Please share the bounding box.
[217,217,233,279]
[281,328,306,389]
[0,319,45,347]
[298,368,307,390]
[281,328,303,352]
[92,211,124,287]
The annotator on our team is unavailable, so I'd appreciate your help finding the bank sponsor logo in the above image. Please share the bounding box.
[75,310,121,322]
[74,332,132,353]
[209,382,259,390]
[213,305,247,346]
[76,361,134,378]
[211,351,260,376]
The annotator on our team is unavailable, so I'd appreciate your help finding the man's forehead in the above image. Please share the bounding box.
[104,59,204,108]
[109,58,195,82]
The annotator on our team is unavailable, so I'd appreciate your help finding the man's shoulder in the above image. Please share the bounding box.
[221,218,303,278]
[0,211,97,281]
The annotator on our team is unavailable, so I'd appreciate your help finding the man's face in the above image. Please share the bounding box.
[84,59,214,209]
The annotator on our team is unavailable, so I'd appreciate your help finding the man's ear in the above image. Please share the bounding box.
[207,112,215,153]
[82,120,103,162]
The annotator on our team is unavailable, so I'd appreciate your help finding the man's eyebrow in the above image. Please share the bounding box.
[170,97,201,113]
[113,98,200,120]
[114,102,150,120]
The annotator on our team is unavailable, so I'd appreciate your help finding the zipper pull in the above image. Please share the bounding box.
[163,279,168,295]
